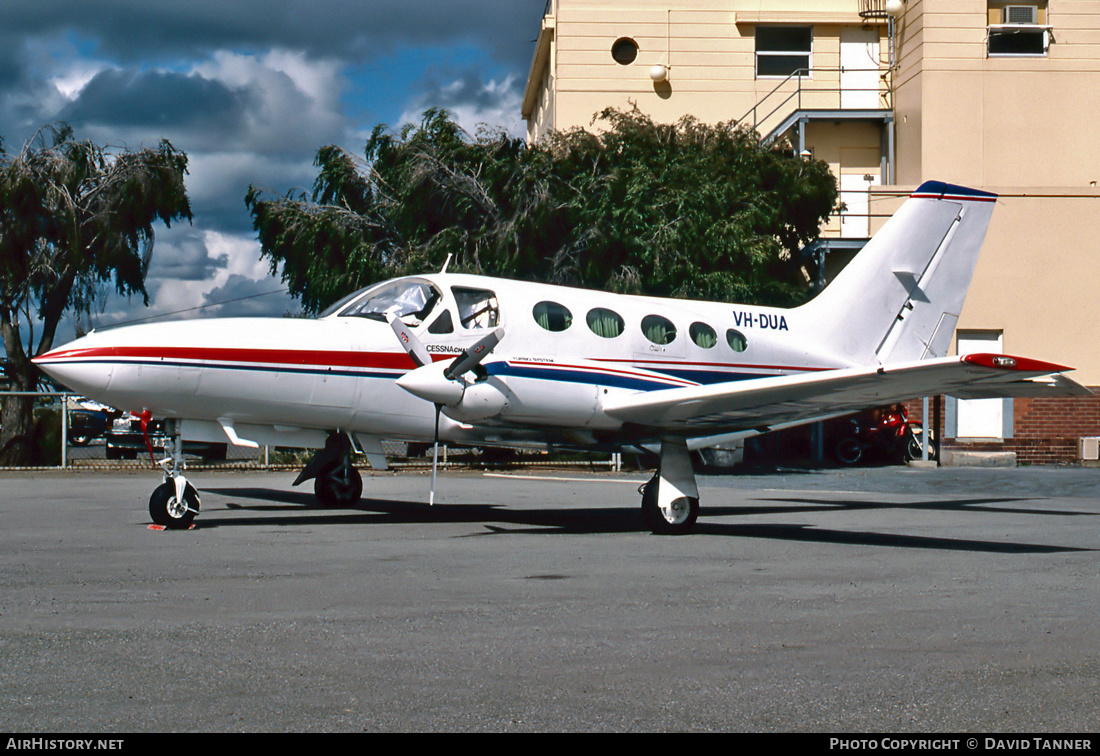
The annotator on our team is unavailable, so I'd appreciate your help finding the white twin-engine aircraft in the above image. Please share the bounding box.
[35,181,1090,533]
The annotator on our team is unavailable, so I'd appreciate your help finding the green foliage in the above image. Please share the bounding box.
[246,106,839,314]
[0,123,192,464]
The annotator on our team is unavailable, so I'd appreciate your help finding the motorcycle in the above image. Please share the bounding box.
[833,404,938,465]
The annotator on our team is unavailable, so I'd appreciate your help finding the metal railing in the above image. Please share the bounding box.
[737,66,891,141]
[858,0,892,20]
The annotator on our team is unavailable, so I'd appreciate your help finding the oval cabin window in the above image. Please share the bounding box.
[641,315,677,345]
[690,322,717,349]
[726,328,748,352]
[586,308,625,338]
[533,301,573,332]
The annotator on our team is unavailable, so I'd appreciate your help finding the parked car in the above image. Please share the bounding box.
[105,415,227,461]
[66,396,119,446]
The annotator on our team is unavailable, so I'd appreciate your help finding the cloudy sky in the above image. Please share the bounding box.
[0,1,545,342]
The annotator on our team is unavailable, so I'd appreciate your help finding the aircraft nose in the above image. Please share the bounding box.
[32,337,113,397]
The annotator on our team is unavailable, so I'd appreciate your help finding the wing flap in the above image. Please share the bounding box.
[602,354,1088,436]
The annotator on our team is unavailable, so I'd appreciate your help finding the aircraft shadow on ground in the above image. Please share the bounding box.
[197,486,1093,554]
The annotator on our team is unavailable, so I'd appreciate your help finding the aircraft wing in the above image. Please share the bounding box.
[601,353,1091,437]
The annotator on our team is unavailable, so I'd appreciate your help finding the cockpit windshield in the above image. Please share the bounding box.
[331,280,441,325]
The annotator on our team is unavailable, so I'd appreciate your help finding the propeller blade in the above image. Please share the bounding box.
[387,312,432,368]
[444,328,505,380]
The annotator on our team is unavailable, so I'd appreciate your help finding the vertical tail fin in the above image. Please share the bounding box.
[798,181,997,366]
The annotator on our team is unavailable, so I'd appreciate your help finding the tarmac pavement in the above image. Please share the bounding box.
[0,465,1097,733]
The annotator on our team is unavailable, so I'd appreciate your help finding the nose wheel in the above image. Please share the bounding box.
[149,419,200,529]
[149,479,200,529]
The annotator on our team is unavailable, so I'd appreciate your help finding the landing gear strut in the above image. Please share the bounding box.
[639,439,700,535]
[293,432,363,507]
[148,419,200,529]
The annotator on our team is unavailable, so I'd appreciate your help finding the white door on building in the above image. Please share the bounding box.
[956,331,1004,439]
[840,169,879,238]
[840,26,880,110]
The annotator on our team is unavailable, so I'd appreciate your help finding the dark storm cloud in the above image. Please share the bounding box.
[0,1,547,328]
[57,68,247,130]
[146,230,228,283]
[2,1,542,70]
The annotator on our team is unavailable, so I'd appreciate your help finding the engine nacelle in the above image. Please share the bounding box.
[395,361,509,422]
[442,380,509,422]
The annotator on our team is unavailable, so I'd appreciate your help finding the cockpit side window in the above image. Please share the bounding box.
[339,281,440,325]
[427,310,454,334]
[452,287,499,329]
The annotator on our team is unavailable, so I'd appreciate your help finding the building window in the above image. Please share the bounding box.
[987,3,1050,56]
[755,26,812,78]
[611,38,639,65]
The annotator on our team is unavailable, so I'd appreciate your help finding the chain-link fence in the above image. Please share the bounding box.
[0,391,627,472]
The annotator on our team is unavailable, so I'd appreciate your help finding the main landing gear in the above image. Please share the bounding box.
[292,432,363,507]
[639,439,700,535]
[148,419,201,530]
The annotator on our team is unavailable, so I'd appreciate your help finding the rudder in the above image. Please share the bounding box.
[797,181,997,366]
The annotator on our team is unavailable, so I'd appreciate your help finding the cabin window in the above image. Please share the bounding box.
[641,315,677,345]
[339,280,441,325]
[726,328,748,352]
[427,310,454,334]
[586,308,625,338]
[690,322,717,349]
[533,301,573,332]
[452,287,500,329]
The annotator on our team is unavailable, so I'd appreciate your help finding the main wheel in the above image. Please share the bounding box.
[640,476,699,535]
[149,481,199,529]
[314,464,363,507]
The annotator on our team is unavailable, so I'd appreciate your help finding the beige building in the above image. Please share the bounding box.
[523,0,1100,462]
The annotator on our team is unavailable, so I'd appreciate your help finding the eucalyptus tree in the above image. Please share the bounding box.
[0,124,191,464]
[246,107,839,315]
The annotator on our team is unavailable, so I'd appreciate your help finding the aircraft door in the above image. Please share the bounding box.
[311,320,357,411]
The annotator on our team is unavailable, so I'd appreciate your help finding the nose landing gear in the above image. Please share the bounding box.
[148,419,201,529]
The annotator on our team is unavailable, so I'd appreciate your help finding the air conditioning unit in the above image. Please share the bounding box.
[1080,437,1100,462]
[1003,5,1039,24]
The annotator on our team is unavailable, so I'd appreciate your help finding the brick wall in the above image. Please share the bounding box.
[906,390,1100,465]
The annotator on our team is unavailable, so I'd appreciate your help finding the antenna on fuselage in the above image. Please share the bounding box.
[440,254,452,274]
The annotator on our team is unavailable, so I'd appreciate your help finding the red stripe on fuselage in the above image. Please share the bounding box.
[35,345,425,370]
